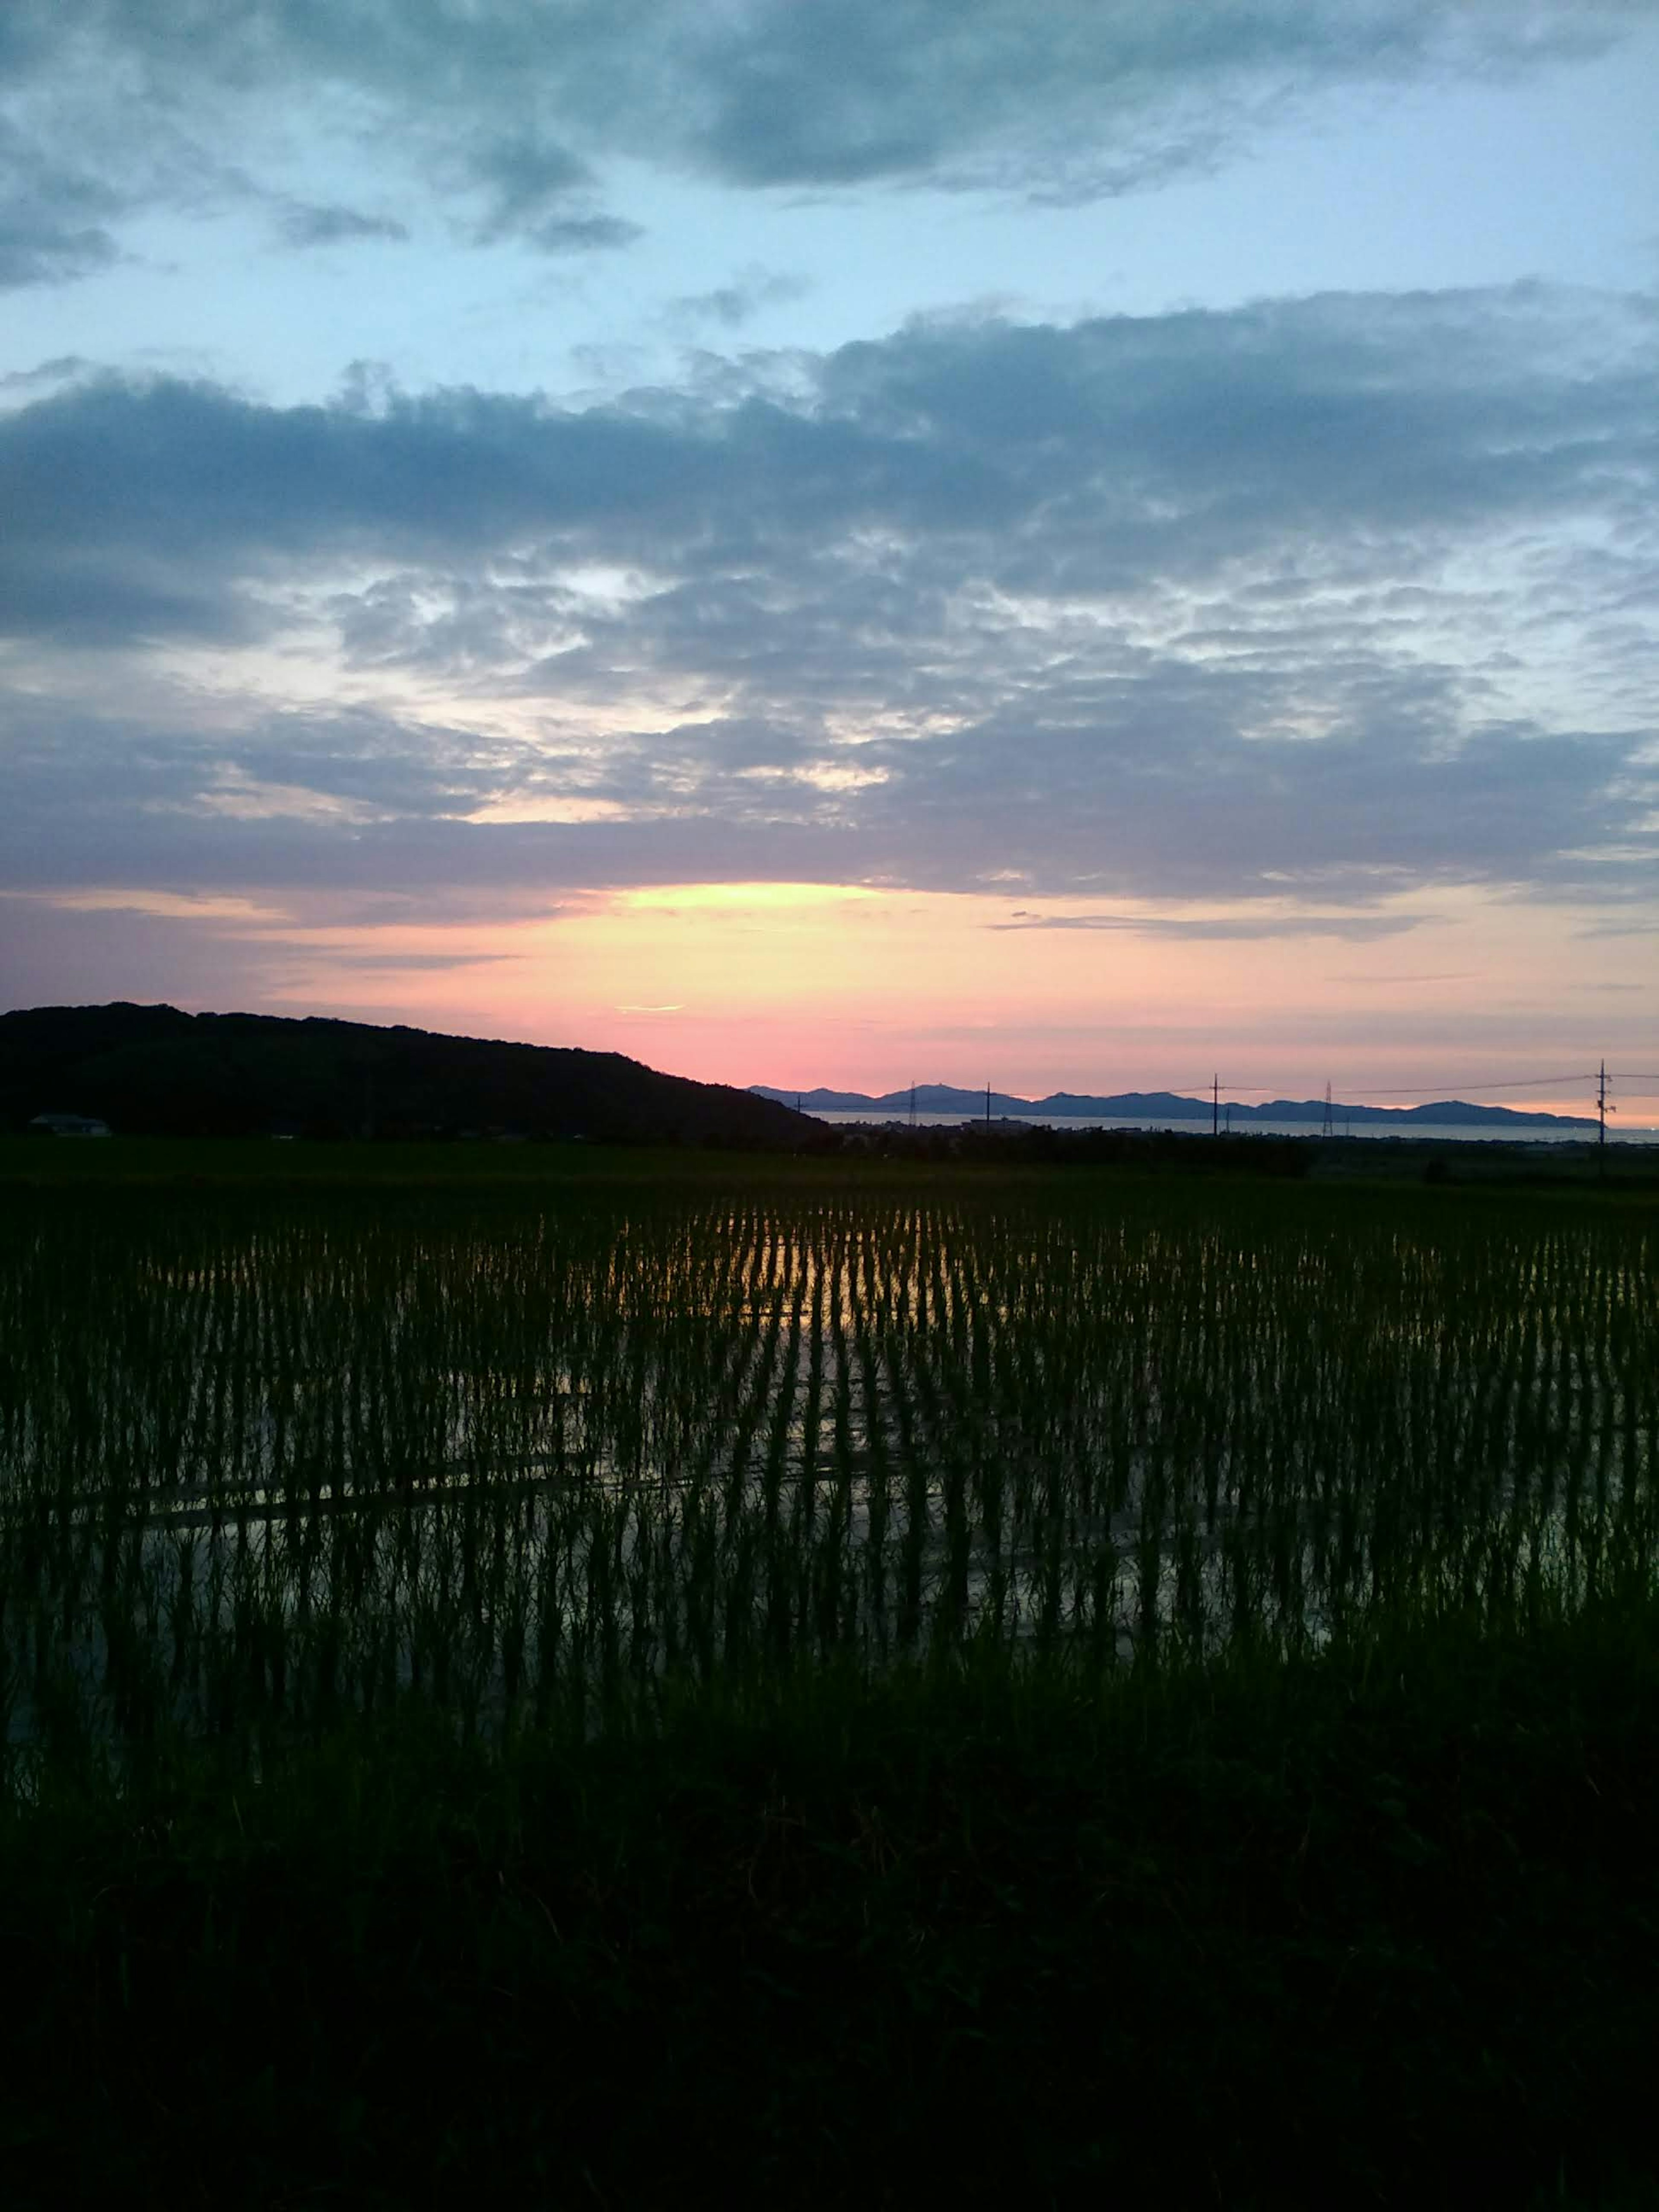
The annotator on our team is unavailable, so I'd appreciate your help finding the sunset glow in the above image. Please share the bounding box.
[8,877,1650,1124]
[1,4,1653,1118]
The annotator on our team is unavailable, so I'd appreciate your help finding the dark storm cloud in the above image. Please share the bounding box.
[0,1,1640,269]
[1,285,1655,909]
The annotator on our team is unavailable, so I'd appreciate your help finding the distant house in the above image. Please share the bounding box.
[28,1112,112,1138]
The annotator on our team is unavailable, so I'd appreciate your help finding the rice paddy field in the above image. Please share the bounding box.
[3,1145,1659,2206]
[2,1153,1655,1760]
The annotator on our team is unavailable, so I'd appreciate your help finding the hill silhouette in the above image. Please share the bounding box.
[751,1082,1596,1131]
[2,1004,809,1147]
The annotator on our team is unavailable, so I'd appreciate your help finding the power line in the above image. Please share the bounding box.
[1171,1074,1609,1099]
[850,1066,1658,1121]
[1349,1076,1602,1096]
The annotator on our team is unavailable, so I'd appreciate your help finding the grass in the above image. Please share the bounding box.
[5,1600,1659,2206]
[1,1144,1656,2201]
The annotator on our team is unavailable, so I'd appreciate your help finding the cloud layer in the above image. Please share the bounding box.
[2,284,1655,915]
[0,1,1643,283]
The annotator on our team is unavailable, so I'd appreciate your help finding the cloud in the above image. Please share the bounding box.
[0,119,123,287]
[669,269,813,329]
[1323,971,1473,985]
[447,130,640,251]
[0,354,92,391]
[523,213,642,255]
[459,132,591,235]
[0,0,1642,271]
[0,284,1654,914]
[6,286,1652,641]
[287,949,521,973]
[993,914,1427,941]
[277,201,410,249]
[0,93,257,291]
[0,217,118,288]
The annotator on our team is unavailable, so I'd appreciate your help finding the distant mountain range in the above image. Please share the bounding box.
[2,1007,1606,1144]
[1,1003,809,1147]
[750,1083,1598,1131]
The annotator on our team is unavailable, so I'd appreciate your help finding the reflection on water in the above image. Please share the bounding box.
[1,1184,1653,1748]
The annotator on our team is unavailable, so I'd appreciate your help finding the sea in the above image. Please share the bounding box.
[809,1110,1658,1146]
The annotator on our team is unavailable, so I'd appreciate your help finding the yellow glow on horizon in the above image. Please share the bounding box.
[12,888,290,923]
[18,874,1655,1127]
[465,795,635,825]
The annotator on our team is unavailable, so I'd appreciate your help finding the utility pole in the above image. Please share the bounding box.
[1322,1080,1334,1140]
[909,1081,916,1130]
[985,1081,991,1128]
[1213,1073,1219,1138]
[1598,1059,1613,1174]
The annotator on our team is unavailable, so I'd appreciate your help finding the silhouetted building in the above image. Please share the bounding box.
[28,1112,111,1138]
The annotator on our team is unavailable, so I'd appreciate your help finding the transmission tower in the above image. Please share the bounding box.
[1322,1080,1334,1139]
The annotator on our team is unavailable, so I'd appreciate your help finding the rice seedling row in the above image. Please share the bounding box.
[1,1175,1653,1764]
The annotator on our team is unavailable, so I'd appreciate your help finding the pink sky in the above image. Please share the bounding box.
[3,19,1656,1114]
[8,880,1653,1125]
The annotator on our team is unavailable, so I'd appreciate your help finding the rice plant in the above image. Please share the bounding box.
[0,1170,1653,1767]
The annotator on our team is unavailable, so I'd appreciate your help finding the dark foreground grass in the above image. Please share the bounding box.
[5,1599,1659,2209]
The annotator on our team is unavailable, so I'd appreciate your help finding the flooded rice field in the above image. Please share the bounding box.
[1,1173,1654,1751]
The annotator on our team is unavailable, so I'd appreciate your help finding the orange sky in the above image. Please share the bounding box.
[4,14,1657,1135]
[16,879,1650,1123]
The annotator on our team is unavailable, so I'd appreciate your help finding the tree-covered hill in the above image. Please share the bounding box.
[1,1002,810,1147]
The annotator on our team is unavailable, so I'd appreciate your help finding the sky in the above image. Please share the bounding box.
[1,1,1655,1120]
